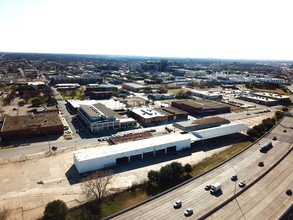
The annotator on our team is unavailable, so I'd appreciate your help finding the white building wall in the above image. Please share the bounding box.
[73,136,190,174]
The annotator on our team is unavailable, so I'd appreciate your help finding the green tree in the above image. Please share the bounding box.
[184,163,192,173]
[175,90,190,99]
[46,97,57,106]
[147,170,159,184]
[43,200,68,220]
[31,97,43,107]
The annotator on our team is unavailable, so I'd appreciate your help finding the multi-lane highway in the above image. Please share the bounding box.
[109,114,293,220]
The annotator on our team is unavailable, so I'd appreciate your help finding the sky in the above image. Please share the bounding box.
[0,0,293,60]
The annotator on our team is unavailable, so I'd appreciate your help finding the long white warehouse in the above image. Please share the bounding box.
[74,134,190,174]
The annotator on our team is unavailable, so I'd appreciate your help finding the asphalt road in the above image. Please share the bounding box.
[110,115,293,220]
[209,151,293,220]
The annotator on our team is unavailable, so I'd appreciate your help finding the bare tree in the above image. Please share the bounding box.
[82,170,113,202]
[0,207,10,220]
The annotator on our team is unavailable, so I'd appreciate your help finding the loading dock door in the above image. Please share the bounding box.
[167,146,176,153]
[116,156,128,165]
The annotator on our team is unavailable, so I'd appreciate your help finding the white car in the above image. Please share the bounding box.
[239,181,246,188]
[173,200,182,208]
[184,208,193,216]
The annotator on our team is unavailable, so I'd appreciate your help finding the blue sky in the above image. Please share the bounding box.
[0,0,293,60]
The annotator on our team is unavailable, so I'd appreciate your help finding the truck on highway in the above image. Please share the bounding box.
[260,141,273,153]
[210,182,222,194]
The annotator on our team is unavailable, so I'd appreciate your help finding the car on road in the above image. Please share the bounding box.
[258,161,264,167]
[239,181,246,188]
[149,129,156,132]
[272,136,277,141]
[184,208,193,216]
[173,200,182,209]
[13,107,18,111]
[63,126,69,130]
[231,175,238,181]
[205,185,211,190]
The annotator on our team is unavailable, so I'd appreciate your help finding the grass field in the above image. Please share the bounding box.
[253,88,289,95]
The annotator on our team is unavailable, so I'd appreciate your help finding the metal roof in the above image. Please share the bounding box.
[74,134,190,162]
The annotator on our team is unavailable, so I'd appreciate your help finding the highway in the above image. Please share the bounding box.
[109,115,293,220]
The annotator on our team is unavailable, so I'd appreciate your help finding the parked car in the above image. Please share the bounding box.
[184,208,193,216]
[173,200,182,209]
[150,129,156,132]
[272,136,277,141]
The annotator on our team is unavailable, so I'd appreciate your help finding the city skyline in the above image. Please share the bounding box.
[1,0,293,61]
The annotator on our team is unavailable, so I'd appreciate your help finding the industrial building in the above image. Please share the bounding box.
[239,94,279,106]
[73,122,248,173]
[122,82,148,92]
[0,113,63,141]
[190,90,222,100]
[171,100,230,116]
[128,106,188,127]
[252,92,291,105]
[78,103,136,133]
[173,117,230,132]
[74,134,190,173]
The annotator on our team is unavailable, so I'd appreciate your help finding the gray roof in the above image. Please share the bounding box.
[93,103,120,118]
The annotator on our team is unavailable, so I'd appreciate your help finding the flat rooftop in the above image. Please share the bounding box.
[74,134,190,162]
[253,92,290,99]
[173,100,229,110]
[123,82,146,89]
[131,107,164,119]
[174,117,229,129]
[155,107,188,116]
[1,113,63,132]
[67,99,126,110]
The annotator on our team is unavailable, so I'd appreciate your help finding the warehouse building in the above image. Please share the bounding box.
[173,117,230,132]
[190,123,248,141]
[190,90,222,100]
[73,122,248,173]
[73,134,190,173]
[122,82,148,92]
[239,95,278,106]
[171,100,230,116]
[0,113,63,141]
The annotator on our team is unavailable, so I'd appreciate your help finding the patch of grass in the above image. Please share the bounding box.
[100,188,150,219]
[59,88,87,101]
[191,139,252,177]
[253,88,288,95]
